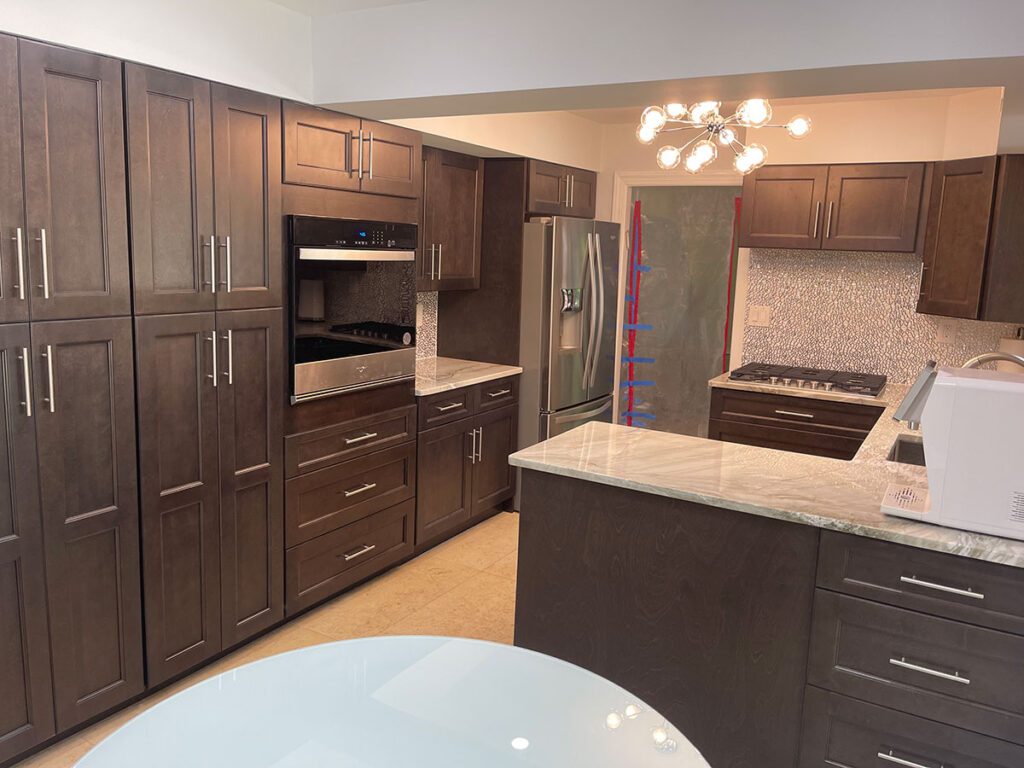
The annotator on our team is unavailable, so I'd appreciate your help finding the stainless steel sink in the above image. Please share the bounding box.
[887,434,926,467]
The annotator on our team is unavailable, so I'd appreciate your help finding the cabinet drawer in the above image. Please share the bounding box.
[418,388,475,429]
[285,499,413,614]
[818,531,1024,636]
[285,443,415,547]
[799,686,1024,768]
[710,388,883,434]
[285,405,416,478]
[808,590,1024,743]
[474,376,518,413]
[708,417,864,460]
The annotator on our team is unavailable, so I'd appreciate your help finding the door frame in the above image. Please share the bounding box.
[609,170,748,424]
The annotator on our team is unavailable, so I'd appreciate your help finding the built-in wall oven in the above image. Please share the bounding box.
[288,215,417,403]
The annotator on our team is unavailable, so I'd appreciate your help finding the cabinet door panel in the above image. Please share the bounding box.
[566,168,597,219]
[218,309,283,646]
[359,120,422,198]
[917,156,997,319]
[426,148,483,290]
[416,418,473,546]
[282,101,361,191]
[822,163,924,252]
[471,405,516,515]
[738,165,828,249]
[31,317,143,729]
[212,85,282,310]
[0,325,54,763]
[526,160,568,216]
[20,41,130,320]
[0,35,28,324]
[127,66,215,314]
[136,313,221,684]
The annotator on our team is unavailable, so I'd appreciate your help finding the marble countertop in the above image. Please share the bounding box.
[509,381,1024,568]
[707,372,898,406]
[415,357,522,396]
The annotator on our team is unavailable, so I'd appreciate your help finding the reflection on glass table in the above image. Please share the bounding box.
[74,636,710,767]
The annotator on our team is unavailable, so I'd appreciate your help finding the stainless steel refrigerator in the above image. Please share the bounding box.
[519,217,621,449]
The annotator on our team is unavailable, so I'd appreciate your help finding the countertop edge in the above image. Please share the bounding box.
[415,357,523,397]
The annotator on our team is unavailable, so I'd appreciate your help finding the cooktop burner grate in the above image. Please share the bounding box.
[728,362,887,397]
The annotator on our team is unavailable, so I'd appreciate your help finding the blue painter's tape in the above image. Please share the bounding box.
[636,265,651,272]
[621,380,654,387]
[624,295,634,302]
[623,323,652,330]
[623,411,655,420]
[622,356,655,363]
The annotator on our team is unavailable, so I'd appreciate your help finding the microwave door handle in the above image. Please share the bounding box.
[590,233,606,389]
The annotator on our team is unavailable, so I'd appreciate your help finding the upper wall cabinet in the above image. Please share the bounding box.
[739,163,925,252]
[419,147,484,291]
[918,155,1024,322]
[526,159,597,219]
[282,101,422,199]
[19,40,131,320]
[0,36,28,325]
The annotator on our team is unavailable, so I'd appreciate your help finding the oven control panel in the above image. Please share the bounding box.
[288,215,418,250]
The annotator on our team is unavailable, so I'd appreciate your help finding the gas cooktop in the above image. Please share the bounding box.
[729,362,887,397]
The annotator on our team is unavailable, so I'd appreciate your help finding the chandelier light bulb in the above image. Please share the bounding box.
[636,124,657,145]
[689,101,721,124]
[786,115,812,139]
[641,105,668,131]
[665,102,686,119]
[717,127,736,146]
[684,153,705,174]
[736,98,772,127]
[733,142,767,175]
[691,139,718,166]
[656,145,682,170]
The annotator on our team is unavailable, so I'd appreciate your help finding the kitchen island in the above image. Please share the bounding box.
[509,399,1024,768]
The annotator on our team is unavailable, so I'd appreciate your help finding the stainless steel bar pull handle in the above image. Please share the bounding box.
[475,426,483,463]
[878,749,944,768]
[203,236,216,292]
[42,344,55,413]
[18,347,32,417]
[343,481,377,498]
[224,236,232,292]
[590,233,606,389]
[437,401,463,412]
[812,201,821,239]
[487,389,511,398]
[437,243,442,280]
[342,543,376,562]
[368,131,374,180]
[468,427,477,464]
[222,329,233,384]
[889,656,969,685]
[207,333,218,388]
[429,244,436,280]
[357,129,364,179]
[569,175,575,207]
[825,201,834,239]
[774,409,815,419]
[344,431,379,446]
[36,229,50,299]
[900,575,984,600]
[13,228,25,299]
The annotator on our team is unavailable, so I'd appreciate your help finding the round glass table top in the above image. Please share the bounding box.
[74,636,710,767]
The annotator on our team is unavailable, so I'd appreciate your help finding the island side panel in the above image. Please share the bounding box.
[514,469,820,768]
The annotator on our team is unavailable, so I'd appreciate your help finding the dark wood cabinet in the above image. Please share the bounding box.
[821,163,925,252]
[211,85,282,311]
[0,35,28,325]
[135,313,222,685]
[217,308,284,647]
[739,164,828,249]
[31,317,144,729]
[126,66,216,315]
[416,416,473,545]
[0,325,55,763]
[526,159,596,219]
[470,404,516,515]
[917,155,1024,322]
[358,120,422,199]
[420,147,484,291]
[19,40,131,321]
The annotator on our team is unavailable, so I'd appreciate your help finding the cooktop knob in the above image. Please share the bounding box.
[823,382,833,391]
[769,376,779,385]
[809,381,819,390]
[782,378,792,386]
[795,379,805,388]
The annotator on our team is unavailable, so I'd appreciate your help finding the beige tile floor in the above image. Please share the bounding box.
[15,511,520,768]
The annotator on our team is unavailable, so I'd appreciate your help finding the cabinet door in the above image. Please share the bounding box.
[526,159,569,216]
[415,417,473,546]
[20,41,130,320]
[0,325,54,762]
[917,156,997,319]
[358,120,423,198]
[0,35,28,325]
[136,313,221,685]
[282,101,361,191]
[425,147,483,290]
[566,168,598,219]
[417,150,438,291]
[471,404,516,515]
[211,85,283,311]
[738,165,828,249]
[126,65,216,315]
[217,309,284,647]
[822,163,925,252]
[31,317,143,729]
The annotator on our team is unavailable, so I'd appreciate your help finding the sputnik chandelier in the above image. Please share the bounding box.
[636,99,812,174]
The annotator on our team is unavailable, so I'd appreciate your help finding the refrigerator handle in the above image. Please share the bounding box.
[582,232,598,389]
[590,233,607,390]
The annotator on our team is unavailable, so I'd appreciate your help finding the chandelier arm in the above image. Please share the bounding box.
[659,125,704,134]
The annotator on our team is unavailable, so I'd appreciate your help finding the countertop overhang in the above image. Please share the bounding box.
[415,356,522,396]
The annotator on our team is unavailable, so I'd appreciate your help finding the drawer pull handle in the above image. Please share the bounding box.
[343,482,377,498]
[889,656,970,685]
[878,749,944,768]
[487,389,512,398]
[341,544,376,562]
[437,402,464,412]
[344,431,379,445]
[900,575,984,601]
[774,409,814,419]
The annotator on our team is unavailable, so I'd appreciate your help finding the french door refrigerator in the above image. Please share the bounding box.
[519,217,621,448]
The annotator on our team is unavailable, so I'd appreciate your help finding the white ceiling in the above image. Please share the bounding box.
[269,0,423,15]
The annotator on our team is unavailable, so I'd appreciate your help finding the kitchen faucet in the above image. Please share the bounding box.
[961,351,1024,370]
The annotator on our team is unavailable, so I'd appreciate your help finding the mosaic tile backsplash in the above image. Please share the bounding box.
[741,249,1022,383]
[416,291,438,359]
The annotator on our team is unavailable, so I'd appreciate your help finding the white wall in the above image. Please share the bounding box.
[311,0,1024,105]
[0,0,314,100]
